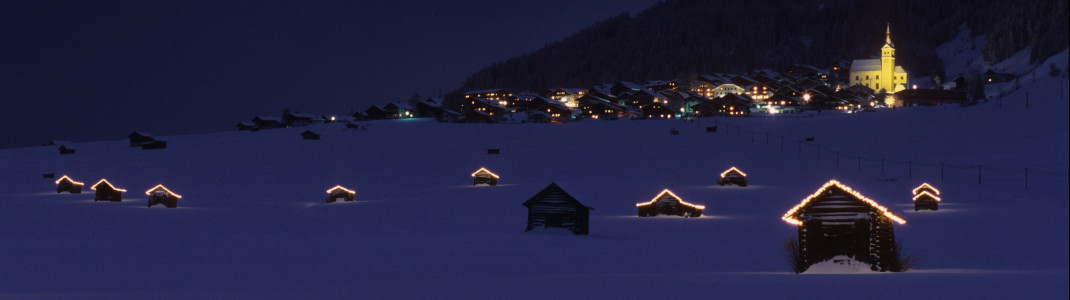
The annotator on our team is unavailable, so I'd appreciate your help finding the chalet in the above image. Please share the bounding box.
[640,102,676,119]
[58,145,76,155]
[141,140,167,150]
[438,109,462,123]
[416,98,444,118]
[690,74,731,98]
[718,167,747,187]
[461,110,499,123]
[91,179,126,202]
[326,185,356,203]
[644,80,678,93]
[894,89,968,107]
[383,102,415,119]
[667,91,705,115]
[912,183,941,211]
[301,130,320,140]
[55,175,84,194]
[472,168,499,186]
[782,180,906,272]
[543,88,587,108]
[253,116,283,129]
[530,97,572,122]
[636,189,704,217]
[466,98,507,117]
[621,89,666,109]
[522,183,593,235]
[364,105,387,120]
[696,93,751,117]
[609,81,644,96]
[579,99,626,120]
[284,112,320,127]
[464,89,516,108]
[128,132,155,147]
[236,122,257,131]
[146,184,181,208]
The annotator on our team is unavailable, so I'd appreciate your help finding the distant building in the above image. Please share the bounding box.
[850,24,908,95]
[91,179,126,202]
[146,184,181,208]
[325,185,356,203]
[636,189,704,217]
[55,175,84,194]
[912,183,941,211]
[522,183,593,235]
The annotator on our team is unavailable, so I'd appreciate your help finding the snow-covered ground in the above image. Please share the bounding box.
[2,56,1068,299]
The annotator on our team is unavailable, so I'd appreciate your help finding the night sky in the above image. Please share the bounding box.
[1,0,659,149]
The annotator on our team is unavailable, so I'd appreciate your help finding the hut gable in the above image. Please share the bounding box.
[91,179,126,202]
[636,189,704,217]
[301,130,321,140]
[471,168,499,186]
[522,183,593,235]
[718,167,748,187]
[128,132,155,147]
[55,175,84,194]
[325,185,356,203]
[912,183,941,211]
[146,184,182,208]
[782,180,906,272]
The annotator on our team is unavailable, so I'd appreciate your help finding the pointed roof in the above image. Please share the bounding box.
[522,183,592,210]
[54,175,84,186]
[912,183,940,195]
[471,167,500,179]
[90,179,126,192]
[720,167,747,178]
[781,179,905,226]
[635,189,705,210]
[326,185,355,195]
[145,184,182,199]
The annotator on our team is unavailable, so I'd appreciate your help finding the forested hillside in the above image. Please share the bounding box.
[453,0,1066,94]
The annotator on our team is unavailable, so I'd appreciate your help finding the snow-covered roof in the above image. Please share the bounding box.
[850,59,881,72]
[254,115,282,122]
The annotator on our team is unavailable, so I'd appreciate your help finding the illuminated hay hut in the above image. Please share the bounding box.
[472,168,499,186]
[523,183,593,235]
[717,167,747,187]
[912,183,941,211]
[128,132,155,147]
[782,180,906,272]
[636,189,704,217]
[91,179,127,202]
[146,185,182,208]
[301,130,321,140]
[55,175,84,194]
[325,185,356,203]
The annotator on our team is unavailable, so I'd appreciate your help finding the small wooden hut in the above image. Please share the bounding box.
[718,167,747,187]
[912,183,941,211]
[782,179,906,272]
[146,184,182,208]
[91,179,126,202]
[522,183,593,235]
[326,185,356,203]
[58,145,76,155]
[472,168,500,186]
[128,132,155,147]
[301,130,321,140]
[636,189,704,217]
[55,175,84,194]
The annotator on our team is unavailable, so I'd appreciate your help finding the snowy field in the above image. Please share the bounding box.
[3,58,1068,299]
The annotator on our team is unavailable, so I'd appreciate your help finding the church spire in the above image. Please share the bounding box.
[885,23,893,47]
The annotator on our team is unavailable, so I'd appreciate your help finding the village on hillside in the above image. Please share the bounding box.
[238,27,1007,130]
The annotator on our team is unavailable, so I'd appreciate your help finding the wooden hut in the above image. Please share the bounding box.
[91,179,126,202]
[636,189,704,217]
[301,130,320,140]
[128,132,155,147]
[58,145,76,155]
[718,167,747,187]
[141,140,167,150]
[472,168,499,186]
[55,175,84,194]
[325,185,356,203]
[912,183,941,211]
[146,184,182,208]
[522,183,593,235]
[782,180,906,272]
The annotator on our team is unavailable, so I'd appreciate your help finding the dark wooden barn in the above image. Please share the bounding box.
[146,184,182,208]
[522,183,593,235]
[55,175,84,194]
[636,189,704,217]
[91,179,126,202]
[472,168,499,186]
[325,185,356,203]
[782,180,906,272]
[301,130,320,140]
[128,132,155,147]
[912,183,941,211]
[141,140,167,150]
[718,167,748,187]
[58,145,76,155]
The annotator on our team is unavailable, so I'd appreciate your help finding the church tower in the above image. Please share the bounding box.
[880,24,895,93]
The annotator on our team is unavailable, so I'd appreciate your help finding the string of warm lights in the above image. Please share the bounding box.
[781,179,905,226]
[720,167,747,178]
[54,175,84,186]
[911,183,940,195]
[471,167,500,179]
[635,189,705,210]
[90,179,127,192]
[145,184,182,199]
[326,185,356,195]
[912,190,941,202]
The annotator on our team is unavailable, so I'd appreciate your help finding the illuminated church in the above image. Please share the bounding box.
[849,24,908,94]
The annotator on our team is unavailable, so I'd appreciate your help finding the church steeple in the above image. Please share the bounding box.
[885,23,892,46]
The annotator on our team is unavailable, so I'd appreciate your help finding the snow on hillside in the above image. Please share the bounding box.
[2,62,1068,299]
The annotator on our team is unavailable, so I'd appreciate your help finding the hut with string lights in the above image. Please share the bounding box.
[522,183,593,235]
[636,189,704,217]
[717,167,747,187]
[326,185,356,203]
[55,175,84,194]
[91,179,126,202]
[782,179,906,272]
[146,185,182,208]
[912,183,940,211]
[472,168,499,186]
